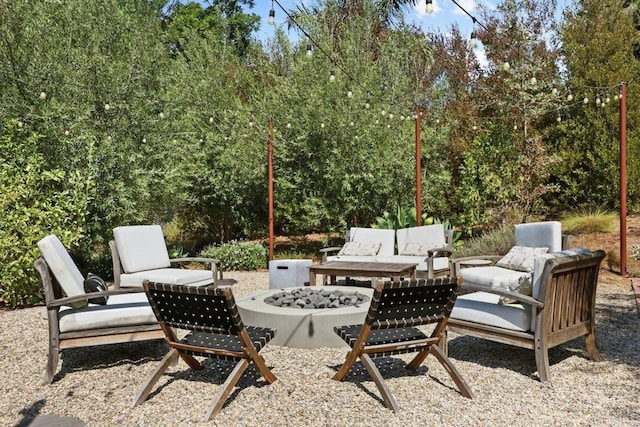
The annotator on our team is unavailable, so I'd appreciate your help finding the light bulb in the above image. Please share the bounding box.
[142,137,147,143]
[104,103,110,110]
[320,123,325,128]
[425,0,434,14]
[375,119,380,124]
[306,44,313,58]
[286,123,291,128]
[347,89,353,98]
[557,115,561,123]
[364,102,370,109]
[596,94,601,105]
[583,95,589,104]
[39,91,47,100]
[209,116,214,123]
[502,59,510,71]
[552,87,558,96]
[614,94,619,101]
[158,111,164,119]
[350,121,354,126]
[470,32,477,49]
[606,95,611,103]
[387,124,391,128]
[17,121,23,128]
[388,113,394,119]
[530,77,537,85]
[381,110,386,116]
[329,70,335,82]
[268,9,275,25]
[567,92,574,101]
[472,125,478,130]
[64,130,69,136]
[513,124,518,130]
[400,115,405,121]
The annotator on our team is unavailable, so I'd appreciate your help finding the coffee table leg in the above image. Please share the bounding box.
[309,270,316,286]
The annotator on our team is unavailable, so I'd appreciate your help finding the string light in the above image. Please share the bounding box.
[470,18,478,49]
[425,0,434,14]
[268,1,275,25]
[595,94,601,106]
[306,43,313,58]
[566,92,574,102]
[502,57,510,71]
[583,94,589,104]
[530,76,537,86]
[39,91,47,100]
[329,70,335,82]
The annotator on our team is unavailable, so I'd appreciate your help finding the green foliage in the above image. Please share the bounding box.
[199,241,267,271]
[0,119,90,306]
[453,226,515,258]
[372,204,428,230]
[561,209,618,234]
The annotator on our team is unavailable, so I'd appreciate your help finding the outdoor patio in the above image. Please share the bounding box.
[1,270,638,426]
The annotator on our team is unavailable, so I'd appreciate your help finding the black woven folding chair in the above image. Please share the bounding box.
[333,277,474,412]
[132,282,277,421]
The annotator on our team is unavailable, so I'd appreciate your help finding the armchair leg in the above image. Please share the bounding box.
[429,345,474,399]
[43,345,59,385]
[204,359,249,421]
[584,332,602,362]
[360,354,399,413]
[132,349,179,407]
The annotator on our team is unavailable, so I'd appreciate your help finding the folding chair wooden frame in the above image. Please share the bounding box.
[333,277,474,412]
[132,282,277,421]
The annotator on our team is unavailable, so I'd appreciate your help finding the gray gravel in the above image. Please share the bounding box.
[1,271,639,426]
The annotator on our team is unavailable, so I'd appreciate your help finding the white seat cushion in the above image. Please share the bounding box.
[326,255,381,263]
[119,268,214,288]
[58,292,157,333]
[461,266,531,291]
[451,291,532,332]
[37,235,86,308]
[113,225,171,273]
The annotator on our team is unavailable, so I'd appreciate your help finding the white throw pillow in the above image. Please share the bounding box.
[496,246,549,272]
[338,242,381,256]
[400,241,440,256]
[499,273,534,304]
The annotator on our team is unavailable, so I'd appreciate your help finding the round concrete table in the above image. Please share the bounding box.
[236,286,373,349]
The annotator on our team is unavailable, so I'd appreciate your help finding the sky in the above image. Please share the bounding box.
[188,1,571,45]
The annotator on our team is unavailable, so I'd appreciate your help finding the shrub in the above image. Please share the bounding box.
[561,209,617,234]
[453,226,515,258]
[199,240,267,271]
[0,120,89,306]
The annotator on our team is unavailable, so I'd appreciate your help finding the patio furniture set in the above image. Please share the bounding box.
[34,221,605,420]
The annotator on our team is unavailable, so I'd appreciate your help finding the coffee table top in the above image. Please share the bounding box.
[309,261,417,275]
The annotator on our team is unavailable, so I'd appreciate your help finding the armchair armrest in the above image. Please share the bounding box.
[450,255,502,275]
[170,257,222,281]
[319,247,342,262]
[427,247,453,257]
[562,234,574,250]
[458,282,545,309]
[46,287,148,309]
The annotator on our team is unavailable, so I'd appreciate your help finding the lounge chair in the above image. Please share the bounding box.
[35,235,163,384]
[110,224,227,288]
[132,281,277,421]
[332,277,473,412]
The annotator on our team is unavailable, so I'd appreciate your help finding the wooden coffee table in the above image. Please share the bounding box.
[308,261,417,286]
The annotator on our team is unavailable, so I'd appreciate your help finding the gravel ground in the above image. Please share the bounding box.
[1,271,639,426]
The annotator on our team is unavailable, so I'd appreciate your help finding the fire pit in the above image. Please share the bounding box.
[264,288,370,309]
[236,286,373,349]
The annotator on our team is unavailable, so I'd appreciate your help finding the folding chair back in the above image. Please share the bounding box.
[333,277,473,412]
[132,282,277,421]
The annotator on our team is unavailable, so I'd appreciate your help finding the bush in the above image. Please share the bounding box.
[561,209,617,234]
[199,240,267,271]
[0,120,89,306]
[453,226,515,258]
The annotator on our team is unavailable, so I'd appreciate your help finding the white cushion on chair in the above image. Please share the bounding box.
[37,235,86,307]
[461,266,531,291]
[348,227,396,257]
[451,291,532,332]
[515,221,562,252]
[119,269,214,288]
[113,225,171,273]
[58,292,157,333]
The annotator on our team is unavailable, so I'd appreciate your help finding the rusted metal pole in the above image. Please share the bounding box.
[620,83,627,276]
[415,106,422,226]
[268,118,275,261]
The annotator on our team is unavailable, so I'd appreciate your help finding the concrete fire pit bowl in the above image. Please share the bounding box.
[236,286,373,349]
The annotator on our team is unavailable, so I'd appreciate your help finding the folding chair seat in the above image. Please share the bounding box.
[132,282,277,421]
[332,277,473,412]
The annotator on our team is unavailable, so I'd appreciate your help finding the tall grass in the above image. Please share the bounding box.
[453,226,515,257]
[561,209,617,234]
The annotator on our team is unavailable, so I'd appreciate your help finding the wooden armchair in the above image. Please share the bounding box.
[35,235,163,384]
[444,249,605,382]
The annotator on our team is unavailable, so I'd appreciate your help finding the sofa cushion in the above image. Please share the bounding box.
[514,221,562,252]
[119,268,214,288]
[38,235,87,308]
[451,291,532,332]
[338,241,381,256]
[496,246,549,272]
[113,225,171,273]
[58,292,157,333]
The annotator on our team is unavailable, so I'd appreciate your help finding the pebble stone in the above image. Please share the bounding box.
[1,271,638,426]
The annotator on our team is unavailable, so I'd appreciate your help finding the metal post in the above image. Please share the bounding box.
[415,106,422,226]
[268,118,275,261]
[620,83,627,276]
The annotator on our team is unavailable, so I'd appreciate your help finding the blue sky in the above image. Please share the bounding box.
[240,0,571,44]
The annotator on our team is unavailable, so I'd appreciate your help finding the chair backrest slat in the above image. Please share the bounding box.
[367,277,460,329]
[144,282,242,335]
